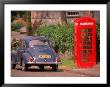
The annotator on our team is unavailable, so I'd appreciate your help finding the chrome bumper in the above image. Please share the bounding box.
[27,62,61,64]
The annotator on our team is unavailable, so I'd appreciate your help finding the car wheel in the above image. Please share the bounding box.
[22,61,28,71]
[52,64,58,71]
[39,65,44,71]
[11,64,16,69]
[11,60,16,69]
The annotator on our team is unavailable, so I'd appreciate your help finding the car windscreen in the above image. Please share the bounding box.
[29,40,49,47]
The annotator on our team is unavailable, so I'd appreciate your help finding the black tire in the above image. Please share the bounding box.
[22,61,28,71]
[39,65,44,71]
[11,54,16,69]
[52,64,58,71]
[11,64,16,69]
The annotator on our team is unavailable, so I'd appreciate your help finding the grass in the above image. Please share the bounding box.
[59,58,76,69]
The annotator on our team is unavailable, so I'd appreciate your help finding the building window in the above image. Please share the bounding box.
[66,11,79,17]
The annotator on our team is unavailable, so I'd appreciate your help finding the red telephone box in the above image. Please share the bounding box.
[74,17,96,68]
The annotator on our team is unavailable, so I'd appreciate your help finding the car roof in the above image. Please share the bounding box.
[20,36,49,42]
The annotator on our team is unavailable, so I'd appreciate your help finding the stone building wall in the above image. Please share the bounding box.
[31,11,100,29]
[31,11,65,29]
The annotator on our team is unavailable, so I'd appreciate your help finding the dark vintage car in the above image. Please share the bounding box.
[11,36,61,71]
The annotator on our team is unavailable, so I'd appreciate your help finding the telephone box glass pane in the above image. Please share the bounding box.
[80,28,92,62]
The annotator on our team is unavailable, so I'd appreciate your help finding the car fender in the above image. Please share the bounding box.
[22,53,31,64]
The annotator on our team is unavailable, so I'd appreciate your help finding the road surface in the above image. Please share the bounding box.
[11,66,89,77]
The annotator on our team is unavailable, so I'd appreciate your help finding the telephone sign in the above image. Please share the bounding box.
[74,17,96,68]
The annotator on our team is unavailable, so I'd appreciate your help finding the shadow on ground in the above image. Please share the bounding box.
[15,66,64,72]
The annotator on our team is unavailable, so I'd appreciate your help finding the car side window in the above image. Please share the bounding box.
[23,41,27,48]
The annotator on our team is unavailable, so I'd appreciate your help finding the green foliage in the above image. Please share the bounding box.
[35,23,74,54]
[60,58,76,69]
[27,25,33,35]
[11,38,19,50]
[27,25,32,30]
[11,22,24,31]
[15,22,24,29]
[35,23,100,58]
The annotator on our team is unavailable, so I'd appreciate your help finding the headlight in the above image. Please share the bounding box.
[33,56,36,59]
